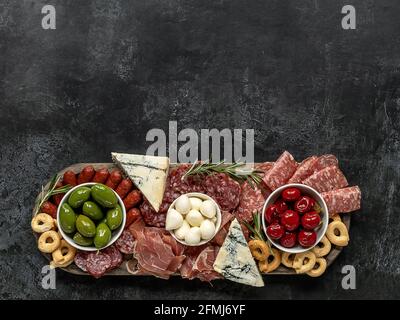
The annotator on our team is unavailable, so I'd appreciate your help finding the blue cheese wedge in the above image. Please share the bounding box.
[111,153,169,212]
[213,218,264,287]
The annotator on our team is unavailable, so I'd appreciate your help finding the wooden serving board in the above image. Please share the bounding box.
[33,163,350,276]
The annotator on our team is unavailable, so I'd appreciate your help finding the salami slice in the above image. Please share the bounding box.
[115,230,136,254]
[234,181,266,223]
[288,156,318,183]
[262,151,298,190]
[255,162,274,176]
[313,154,338,172]
[169,164,204,194]
[303,165,348,193]
[140,200,167,227]
[203,173,241,211]
[74,251,89,272]
[102,245,123,270]
[86,252,112,278]
[322,186,361,216]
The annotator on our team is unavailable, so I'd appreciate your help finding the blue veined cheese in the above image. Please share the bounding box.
[213,218,264,287]
[111,153,169,212]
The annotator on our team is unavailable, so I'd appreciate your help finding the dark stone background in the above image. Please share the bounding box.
[0,0,399,299]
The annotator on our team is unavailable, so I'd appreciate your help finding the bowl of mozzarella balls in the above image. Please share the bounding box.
[166,193,222,246]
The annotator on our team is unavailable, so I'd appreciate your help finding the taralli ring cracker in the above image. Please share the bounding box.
[329,214,341,222]
[293,251,316,274]
[31,213,54,233]
[326,220,349,246]
[312,236,331,257]
[52,240,76,267]
[306,257,327,277]
[248,239,270,261]
[281,252,296,268]
[258,248,281,273]
[38,230,61,253]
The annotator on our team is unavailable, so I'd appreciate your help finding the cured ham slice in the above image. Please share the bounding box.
[303,165,348,193]
[180,245,222,282]
[128,219,186,279]
[322,186,361,216]
[262,151,298,190]
[212,211,234,246]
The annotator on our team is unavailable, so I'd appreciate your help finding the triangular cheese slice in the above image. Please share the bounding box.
[111,153,169,212]
[213,218,264,287]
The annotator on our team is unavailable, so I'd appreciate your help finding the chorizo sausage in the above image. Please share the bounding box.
[40,201,58,219]
[125,208,141,229]
[63,170,77,187]
[77,165,96,185]
[123,190,142,210]
[92,168,109,184]
[105,169,122,189]
[115,178,133,199]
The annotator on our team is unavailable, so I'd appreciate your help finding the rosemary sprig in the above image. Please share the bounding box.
[34,175,72,215]
[182,160,263,187]
[243,211,274,255]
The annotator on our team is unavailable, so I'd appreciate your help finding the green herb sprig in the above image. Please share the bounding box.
[34,175,71,215]
[182,160,263,188]
[243,212,274,255]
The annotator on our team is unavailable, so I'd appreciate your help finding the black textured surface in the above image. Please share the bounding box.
[1,0,399,299]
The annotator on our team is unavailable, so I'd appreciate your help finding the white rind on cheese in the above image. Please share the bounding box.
[111,153,169,212]
[213,218,264,287]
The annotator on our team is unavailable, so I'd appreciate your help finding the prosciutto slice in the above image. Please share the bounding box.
[128,219,186,279]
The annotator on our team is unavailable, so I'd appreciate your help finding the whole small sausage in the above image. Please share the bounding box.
[105,169,122,189]
[92,168,109,184]
[52,181,65,205]
[123,190,142,210]
[78,166,96,185]
[40,201,58,219]
[125,208,141,229]
[115,178,133,199]
[63,170,77,187]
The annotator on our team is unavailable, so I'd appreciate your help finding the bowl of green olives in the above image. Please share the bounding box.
[57,183,126,251]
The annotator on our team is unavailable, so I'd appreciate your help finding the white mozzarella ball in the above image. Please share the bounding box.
[174,220,190,240]
[175,195,191,215]
[211,216,217,224]
[165,209,183,231]
[200,219,216,240]
[189,197,203,211]
[186,209,204,227]
[200,200,216,218]
[184,227,201,245]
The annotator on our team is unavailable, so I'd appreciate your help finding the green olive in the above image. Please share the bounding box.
[91,184,117,208]
[68,187,91,208]
[59,203,77,234]
[82,201,104,220]
[94,223,112,249]
[106,205,123,231]
[73,232,94,246]
[76,215,96,238]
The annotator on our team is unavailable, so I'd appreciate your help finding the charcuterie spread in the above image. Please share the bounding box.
[32,151,361,286]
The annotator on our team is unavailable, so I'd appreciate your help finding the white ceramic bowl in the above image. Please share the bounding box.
[262,183,329,254]
[168,192,222,246]
[57,182,126,251]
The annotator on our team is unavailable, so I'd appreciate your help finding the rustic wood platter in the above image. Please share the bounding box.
[33,163,350,276]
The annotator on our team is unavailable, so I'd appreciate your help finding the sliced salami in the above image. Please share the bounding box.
[203,173,241,211]
[288,156,318,183]
[234,181,266,223]
[262,151,298,190]
[74,251,89,272]
[169,164,204,194]
[303,165,348,193]
[140,200,167,227]
[115,230,136,254]
[86,252,112,278]
[255,162,274,176]
[322,186,361,216]
[102,245,123,270]
[313,154,338,172]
